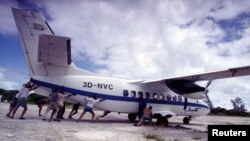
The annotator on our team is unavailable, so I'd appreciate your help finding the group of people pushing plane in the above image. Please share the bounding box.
[6,81,153,126]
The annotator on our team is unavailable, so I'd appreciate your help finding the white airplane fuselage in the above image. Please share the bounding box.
[31,75,210,117]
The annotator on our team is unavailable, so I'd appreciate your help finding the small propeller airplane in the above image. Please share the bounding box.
[11,8,250,125]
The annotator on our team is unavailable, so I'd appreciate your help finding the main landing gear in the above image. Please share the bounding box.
[154,114,171,127]
[183,116,191,124]
[128,113,171,127]
[128,113,137,122]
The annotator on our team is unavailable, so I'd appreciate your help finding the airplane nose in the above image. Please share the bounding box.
[205,107,210,114]
[203,103,210,115]
[200,101,210,115]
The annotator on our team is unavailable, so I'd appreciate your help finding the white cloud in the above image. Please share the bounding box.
[0,80,18,90]
[210,0,250,21]
[2,0,250,110]
[210,78,250,110]
[0,68,28,90]
[0,0,19,35]
[0,68,17,90]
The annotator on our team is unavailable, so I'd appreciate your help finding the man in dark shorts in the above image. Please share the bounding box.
[68,103,80,119]
[6,85,23,118]
[35,98,49,116]
[77,96,105,123]
[134,106,153,126]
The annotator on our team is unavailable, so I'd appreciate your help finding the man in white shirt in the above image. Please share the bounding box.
[10,82,38,119]
[77,95,105,123]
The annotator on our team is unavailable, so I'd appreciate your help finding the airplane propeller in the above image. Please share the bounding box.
[204,80,214,109]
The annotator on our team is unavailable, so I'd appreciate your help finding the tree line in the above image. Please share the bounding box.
[0,88,46,104]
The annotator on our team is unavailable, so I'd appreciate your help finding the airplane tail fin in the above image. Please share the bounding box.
[12,8,94,76]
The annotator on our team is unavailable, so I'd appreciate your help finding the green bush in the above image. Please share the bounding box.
[210,107,250,117]
[27,93,47,104]
[0,88,18,102]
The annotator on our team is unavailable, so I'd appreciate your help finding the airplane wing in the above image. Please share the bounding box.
[142,66,250,98]
[143,65,250,84]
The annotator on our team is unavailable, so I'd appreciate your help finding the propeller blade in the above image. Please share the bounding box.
[206,80,212,88]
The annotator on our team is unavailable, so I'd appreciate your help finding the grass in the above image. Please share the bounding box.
[143,132,165,141]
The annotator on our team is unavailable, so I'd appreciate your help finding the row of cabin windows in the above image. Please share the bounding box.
[123,90,183,102]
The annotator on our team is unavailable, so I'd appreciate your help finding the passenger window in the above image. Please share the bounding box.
[138,91,143,98]
[166,94,171,101]
[123,90,128,97]
[159,94,164,100]
[178,96,182,102]
[131,91,136,97]
[173,95,177,101]
[145,92,150,99]
[153,93,158,99]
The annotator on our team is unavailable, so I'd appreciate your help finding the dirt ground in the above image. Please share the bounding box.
[1,102,250,141]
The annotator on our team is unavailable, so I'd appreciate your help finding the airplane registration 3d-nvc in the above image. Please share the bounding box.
[12,8,250,125]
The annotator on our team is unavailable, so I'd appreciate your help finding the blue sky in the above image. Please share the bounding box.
[1,0,250,110]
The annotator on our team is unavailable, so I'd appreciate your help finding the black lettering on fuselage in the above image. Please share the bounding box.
[87,82,92,88]
[97,83,113,90]
[83,82,93,88]
[83,82,113,90]
[108,84,113,90]
[97,83,103,89]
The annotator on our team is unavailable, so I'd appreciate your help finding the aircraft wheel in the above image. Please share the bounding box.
[183,117,190,124]
[162,116,169,127]
[154,113,163,125]
[128,113,137,122]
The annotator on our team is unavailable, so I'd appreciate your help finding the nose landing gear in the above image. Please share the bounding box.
[183,116,191,124]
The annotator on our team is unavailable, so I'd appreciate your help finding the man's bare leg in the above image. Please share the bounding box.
[77,112,86,122]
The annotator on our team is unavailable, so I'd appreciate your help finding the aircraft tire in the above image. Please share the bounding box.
[153,113,163,125]
[128,113,137,121]
[162,116,169,127]
[183,117,190,124]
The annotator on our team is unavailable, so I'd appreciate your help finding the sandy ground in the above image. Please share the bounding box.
[1,102,250,141]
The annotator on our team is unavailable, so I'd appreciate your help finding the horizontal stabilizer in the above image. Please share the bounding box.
[38,34,71,67]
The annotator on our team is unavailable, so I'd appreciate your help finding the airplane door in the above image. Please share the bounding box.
[184,98,187,110]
